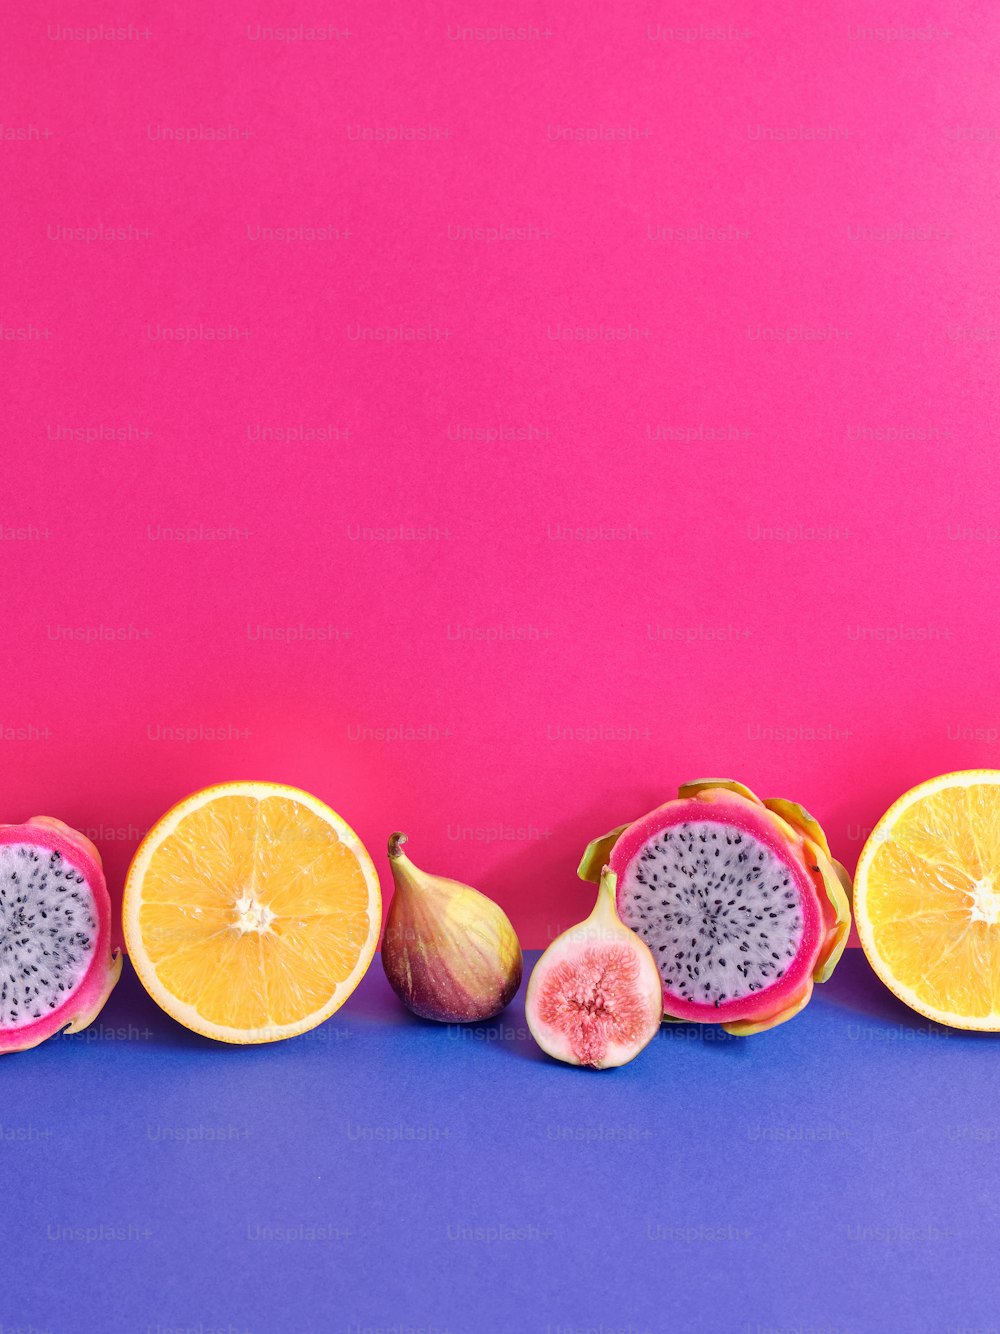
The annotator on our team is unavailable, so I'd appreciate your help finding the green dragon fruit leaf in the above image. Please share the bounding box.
[810,850,852,983]
[763,797,832,858]
[678,778,761,805]
[577,824,630,883]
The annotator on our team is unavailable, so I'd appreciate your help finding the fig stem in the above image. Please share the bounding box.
[593,865,618,915]
[388,831,409,860]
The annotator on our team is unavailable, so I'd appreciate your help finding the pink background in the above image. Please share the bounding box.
[3,1,999,948]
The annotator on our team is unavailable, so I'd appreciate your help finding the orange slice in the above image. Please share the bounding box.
[855,770,1000,1029]
[123,782,381,1043]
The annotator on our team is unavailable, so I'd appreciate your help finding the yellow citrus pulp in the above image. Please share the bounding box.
[855,770,1000,1029]
[123,782,381,1043]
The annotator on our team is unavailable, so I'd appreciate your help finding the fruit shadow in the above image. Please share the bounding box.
[347,965,550,1063]
[107,959,435,1053]
[819,951,971,1037]
[340,973,410,1026]
[92,962,226,1052]
[101,959,545,1056]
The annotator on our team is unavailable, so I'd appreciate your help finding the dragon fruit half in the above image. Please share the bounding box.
[0,818,121,1053]
[578,779,851,1035]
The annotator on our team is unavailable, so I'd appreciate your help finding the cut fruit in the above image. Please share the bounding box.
[580,779,851,1034]
[855,769,1000,1030]
[525,868,662,1069]
[0,817,121,1053]
[123,782,381,1044]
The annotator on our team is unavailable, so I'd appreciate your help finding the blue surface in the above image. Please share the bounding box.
[3,950,996,1333]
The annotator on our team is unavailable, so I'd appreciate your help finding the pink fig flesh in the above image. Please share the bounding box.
[526,870,662,1069]
[0,818,121,1053]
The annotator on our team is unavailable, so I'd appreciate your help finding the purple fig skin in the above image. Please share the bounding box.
[382,833,523,1023]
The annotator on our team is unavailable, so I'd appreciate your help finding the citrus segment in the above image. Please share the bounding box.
[855,770,1000,1029]
[123,782,381,1043]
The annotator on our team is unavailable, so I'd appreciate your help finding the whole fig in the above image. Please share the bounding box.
[381,833,522,1022]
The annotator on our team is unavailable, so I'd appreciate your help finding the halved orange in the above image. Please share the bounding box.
[855,770,1000,1029]
[123,782,381,1043]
